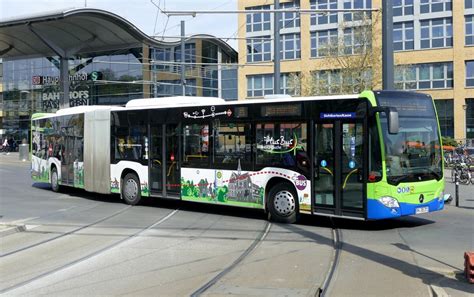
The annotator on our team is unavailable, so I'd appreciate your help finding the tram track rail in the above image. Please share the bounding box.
[0,208,179,294]
[0,205,132,258]
[191,221,272,297]
[317,219,342,297]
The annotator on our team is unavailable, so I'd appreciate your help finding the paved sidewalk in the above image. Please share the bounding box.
[0,152,30,166]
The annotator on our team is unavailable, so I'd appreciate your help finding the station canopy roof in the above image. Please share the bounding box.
[0,8,236,60]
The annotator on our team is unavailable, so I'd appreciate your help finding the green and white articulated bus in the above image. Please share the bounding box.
[31,90,445,223]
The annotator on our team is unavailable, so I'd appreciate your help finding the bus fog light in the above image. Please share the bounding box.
[379,196,400,208]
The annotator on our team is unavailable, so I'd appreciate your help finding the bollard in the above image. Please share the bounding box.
[465,252,474,284]
[19,144,29,161]
[455,170,459,207]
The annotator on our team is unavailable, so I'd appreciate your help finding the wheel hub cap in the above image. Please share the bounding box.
[124,179,138,200]
[273,190,296,216]
[52,172,57,186]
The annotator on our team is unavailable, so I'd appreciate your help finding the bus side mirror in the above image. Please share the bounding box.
[387,108,399,135]
[371,107,399,135]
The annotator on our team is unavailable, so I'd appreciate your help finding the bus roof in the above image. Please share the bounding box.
[125,96,227,108]
[32,94,364,120]
[32,105,123,120]
[124,94,360,110]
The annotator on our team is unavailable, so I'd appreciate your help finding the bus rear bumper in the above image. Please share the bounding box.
[367,198,444,220]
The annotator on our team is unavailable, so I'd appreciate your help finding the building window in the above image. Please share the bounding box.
[174,43,196,65]
[434,99,454,137]
[467,16,474,46]
[343,27,371,55]
[246,5,271,33]
[466,99,474,139]
[152,48,172,71]
[393,0,414,16]
[280,33,301,60]
[420,0,452,13]
[246,37,271,63]
[311,29,338,57]
[156,79,197,97]
[395,63,453,90]
[310,0,337,26]
[280,1,300,29]
[467,61,474,87]
[394,21,414,51]
[467,0,474,9]
[420,18,453,49]
[280,73,299,95]
[313,70,342,94]
[247,74,296,97]
[344,0,372,22]
[247,74,273,97]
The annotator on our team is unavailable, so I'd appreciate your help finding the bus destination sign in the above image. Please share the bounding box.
[261,104,302,117]
[320,112,356,119]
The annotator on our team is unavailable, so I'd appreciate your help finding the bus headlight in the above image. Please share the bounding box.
[379,196,400,208]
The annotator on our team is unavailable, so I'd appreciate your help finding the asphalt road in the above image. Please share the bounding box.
[0,153,473,297]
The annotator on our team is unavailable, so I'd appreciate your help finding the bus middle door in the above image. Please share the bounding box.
[313,119,366,218]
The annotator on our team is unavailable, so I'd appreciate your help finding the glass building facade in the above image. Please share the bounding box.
[1,40,237,142]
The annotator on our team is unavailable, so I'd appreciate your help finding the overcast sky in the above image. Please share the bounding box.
[0,0,239,49]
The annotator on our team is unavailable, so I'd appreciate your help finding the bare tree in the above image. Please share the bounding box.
[288,11,382,96]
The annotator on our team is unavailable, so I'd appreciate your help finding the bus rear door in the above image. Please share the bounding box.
[149,123,181,198]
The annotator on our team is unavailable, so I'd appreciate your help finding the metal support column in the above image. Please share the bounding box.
[60,57,70,109]
[180,20,186,96]
[274,0,281,94]
[218,47,223,98]
[382,0,394,90]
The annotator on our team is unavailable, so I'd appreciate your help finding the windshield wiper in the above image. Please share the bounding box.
[389,175,414,185]
[424,169,441,180]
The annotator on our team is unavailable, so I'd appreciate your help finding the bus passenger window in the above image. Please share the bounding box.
[213,122,251,165]
[256,123,308,171]
[183,124,209,167]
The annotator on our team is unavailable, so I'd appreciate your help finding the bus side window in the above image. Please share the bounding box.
[183,124,209,167]
[213,122,252,166]
[256,122,307,171]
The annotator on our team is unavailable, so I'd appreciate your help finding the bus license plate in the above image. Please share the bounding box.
[415,206,429,214]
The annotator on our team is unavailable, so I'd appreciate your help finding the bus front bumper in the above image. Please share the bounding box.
[367,197,444,220]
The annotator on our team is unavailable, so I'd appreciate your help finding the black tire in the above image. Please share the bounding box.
[267,183,299,224]
[51,167,60,192]
[121,173,141,205]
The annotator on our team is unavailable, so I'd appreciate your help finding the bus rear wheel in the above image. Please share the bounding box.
[267,183,298,224]
[121,173,141,205]
[51,167,60,192]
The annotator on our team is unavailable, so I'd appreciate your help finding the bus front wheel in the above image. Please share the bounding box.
[121,173,142,205]
[267,183,299,224]
[51,167,60,192]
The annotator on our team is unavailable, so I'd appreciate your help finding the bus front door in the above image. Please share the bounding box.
[314,121,366,218]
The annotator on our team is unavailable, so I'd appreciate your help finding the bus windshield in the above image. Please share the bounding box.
[376,93,442,185]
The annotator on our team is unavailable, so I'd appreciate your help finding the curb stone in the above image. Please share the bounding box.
[0,224,26,237]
